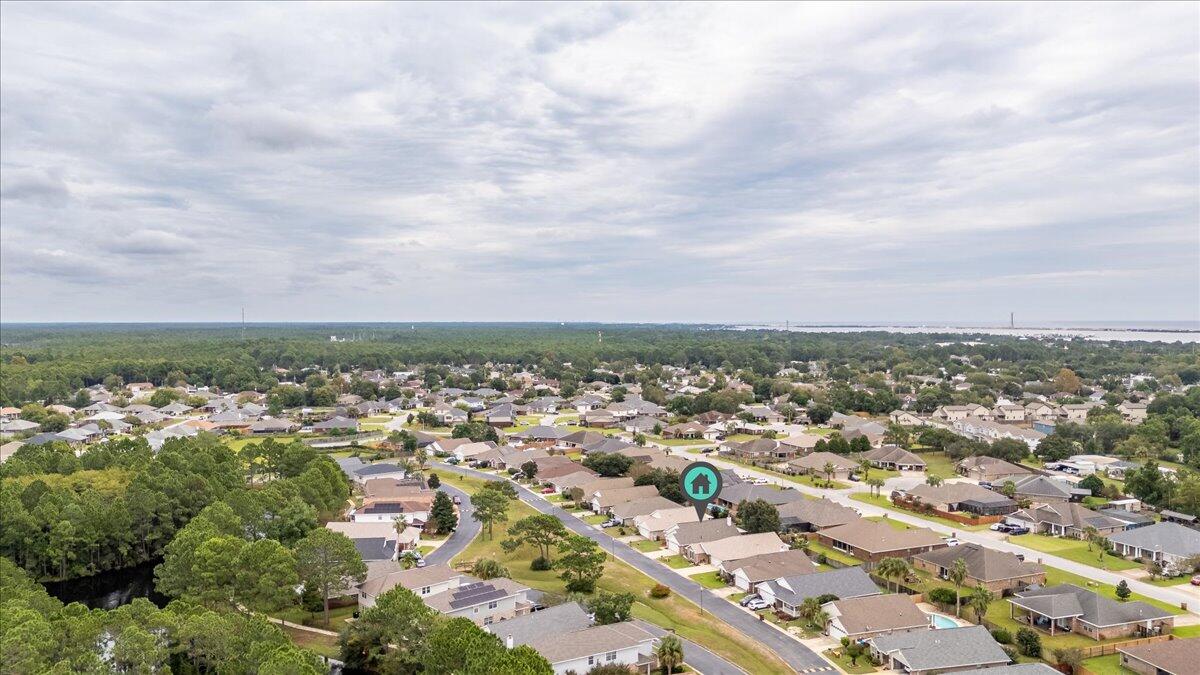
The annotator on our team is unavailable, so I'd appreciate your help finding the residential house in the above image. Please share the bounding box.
[714,483,807,511]
[824,593,930,640]
[992,404,1028,423]
[1005,502,1128,539]
[757,567,880,616]
[423,578,534,626]
[1118,637,1200,675]
[816,519,948,565]
[868,625,1010,675]
[721,549,818,592]
[312,415,359,433]
[956,456,1035,483]
[1024,402,1060,423]
[932,404,991,423]
[560,430,607,448]
[1107,523,1200,575]
[249,417,299,434]
[431,402,469,426]
[889,410,928,426]
[634,507,698,541]
[350,462,408,483]
[777,498,860,532]
[1117,401,1149,424]
[953,417,1045,450]
[897,482,1018,516]
[590,485,660,514]
[1009,474,1087,504]
[580,410,618,428]
[861,446,927,471]
[481,403,516,427]
[1060,403,1101,423]
[1008,584,1175,640]
[661,421,707,439]
[786,452,858,479]
[524,622,658,675]
[358,564,463,608]
[721,438,795,462]
[665,518,740,555]
[686,531,788,567]
[911,543,1045,594]
[608,496,682,525]
[778,433,824,456]
[430,437,473,456]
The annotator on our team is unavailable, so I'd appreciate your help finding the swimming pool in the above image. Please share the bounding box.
[928,613,958,629]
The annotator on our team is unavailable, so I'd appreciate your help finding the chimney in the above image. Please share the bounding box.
[505,634,514,649]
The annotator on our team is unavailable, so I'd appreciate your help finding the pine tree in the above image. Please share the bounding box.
[430,491,457,534]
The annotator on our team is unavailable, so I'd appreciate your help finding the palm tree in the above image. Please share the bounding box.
[966,585,994,623]
[858,459,871,480]
[948,558,969,617]
[876,557,911,592]
[866,477,885,497]
[811,609,830,633]
[655,634,684,674]
[823,462,836,487]
[799,596,822,623]
[1083,525,1098,551]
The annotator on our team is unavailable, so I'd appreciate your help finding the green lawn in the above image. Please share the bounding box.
[822,648,877,674]
[915,451,959,479]
[789,473,851,490]
[631,539,663,553]
[449,475,790,674]
[650,437,712,446]
[865,515,922,531]
[803,541,863,567]
[417,545,436,555]
[583,514,608,525]
[1173,624,1200,638]
[1142,575,1193,587]
[1080,654,1125,675]
[659,555,693,569]
[1008,534,1140,571]
[688,571,728,589]
[849,492,992,531]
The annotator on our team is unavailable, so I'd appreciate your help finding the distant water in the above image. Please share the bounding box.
[42,561,167,609]
[733,322,1200,343]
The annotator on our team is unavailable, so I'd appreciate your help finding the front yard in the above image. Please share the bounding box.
[822,647,878,674]
[849,492,993,531]
[1008,534,1140,571]
[803,541,863,567]
[659,555,693,569]
[631,539,663,553]
[688,571,728,589]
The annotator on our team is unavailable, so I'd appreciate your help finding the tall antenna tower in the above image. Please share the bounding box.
[1010,312,1015,329]
[241,307,245,339]
[597,331,602,343]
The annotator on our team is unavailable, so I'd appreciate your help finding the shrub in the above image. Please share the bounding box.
[991,628,1012,644]
[816,553,828,565]
[1015,627,1042,658]
[649,584,671,598]
[1001,645,1019,663]
[506,467,519,476]
[814,593,839,604]
[927,587,957,605]
[530,556,552,571]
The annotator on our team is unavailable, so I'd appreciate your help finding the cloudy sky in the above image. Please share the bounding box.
[2,2,1197,324]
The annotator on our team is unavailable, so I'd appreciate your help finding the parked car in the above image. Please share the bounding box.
[600,519,621,528]
[452,495,461,505]
[990,523,1006,531]
[541,487,556,494]
[1007,526,1030,535]
[746,598,770,611]
[445,457,460,465]
[944,538,961,546]
[1191,575,1200,586]
[848,473,861,482]
[739,594,760,607]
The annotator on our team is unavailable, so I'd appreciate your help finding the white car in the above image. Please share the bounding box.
[944,538,961,546]
[989,523,1005,531]
[746,598,771,611]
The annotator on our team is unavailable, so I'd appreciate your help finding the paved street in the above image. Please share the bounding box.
[422,480,478,566]
[434,462,832,674]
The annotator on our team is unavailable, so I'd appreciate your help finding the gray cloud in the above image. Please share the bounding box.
[0,2,1196,323]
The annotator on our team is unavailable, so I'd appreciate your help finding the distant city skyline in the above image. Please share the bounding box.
[2,2,1197,323]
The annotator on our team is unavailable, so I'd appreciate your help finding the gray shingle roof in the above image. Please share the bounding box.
[869,625,1009,672]
[1107,522,1200,559]
[1011,584,1173,626]
[485,602,592,647]
[761,566,879,605]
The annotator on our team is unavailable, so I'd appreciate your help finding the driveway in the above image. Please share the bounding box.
[422,480,478,567]
[434,463,832,673]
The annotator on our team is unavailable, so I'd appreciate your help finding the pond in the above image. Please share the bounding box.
[43,560,169,610]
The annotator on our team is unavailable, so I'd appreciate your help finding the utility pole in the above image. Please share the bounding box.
[1010,312,1014,329]
[241,307,245,340]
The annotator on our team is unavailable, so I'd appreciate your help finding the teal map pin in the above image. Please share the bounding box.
[680,461,723,521]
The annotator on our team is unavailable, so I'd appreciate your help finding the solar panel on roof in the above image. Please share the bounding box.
[447,583,509,609]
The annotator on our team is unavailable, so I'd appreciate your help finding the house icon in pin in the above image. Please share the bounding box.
[689,473,712,498]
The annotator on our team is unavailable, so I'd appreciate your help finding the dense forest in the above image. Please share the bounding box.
[0,436,349,582]
[2,323,1197,406]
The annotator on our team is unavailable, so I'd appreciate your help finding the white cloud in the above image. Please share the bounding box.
[0,1,1196,323]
